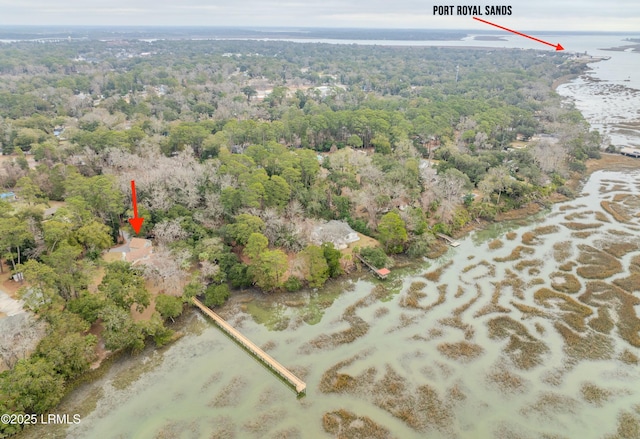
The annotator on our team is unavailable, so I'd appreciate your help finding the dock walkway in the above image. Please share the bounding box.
[436,233,460,247]
[355,254,390,279]
[192,297,306,394]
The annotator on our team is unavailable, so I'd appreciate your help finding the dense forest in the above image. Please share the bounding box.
[0,37,601,434]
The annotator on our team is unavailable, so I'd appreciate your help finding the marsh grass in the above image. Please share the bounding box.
[358,366,456,432]
[424,260,453,282]
[322,410,391,438]
[242,409,286,435]
[614,273,640,293]
[588,306,615,334]
[601,200,631,223]
[209,376,247,408]
[506,232,517,240]
[554,322,614,361]
[461,259,496,279]
[571,231,593,239]
[576,244,623,279]
[374,307,389,318]
[426,241,449,259]
[580,281,640,347]
[400,282,428,309]
[619,349,639,365]
[562,221,602,230]
[488,239,504,250]
[319,354,375,394]
[511,301,551,319]
[521,392,579,418]
[550,272,581,294]
[609,411,640,439]
[595,211,610,222]
[564,211,594,221]
[580,382,613,406]
[494,246,535,263]
[494,269,525,299]
[515,258,543,272]
[521,232,537,245]
[534,288,593,332]
[552,241,573,263]
[305,286,389,350]
[601,241,640,258]
[437,341,484,362]
[559,262,576,272]
[487,316,549,370]
[486,367,527,394]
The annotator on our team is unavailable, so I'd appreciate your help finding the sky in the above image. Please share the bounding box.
[0,0,638,32]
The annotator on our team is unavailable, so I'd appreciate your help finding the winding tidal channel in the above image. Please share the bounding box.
[20,168,640,439]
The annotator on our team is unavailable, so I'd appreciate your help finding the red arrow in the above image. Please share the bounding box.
[473,17,564,51]
[128,180,144,234]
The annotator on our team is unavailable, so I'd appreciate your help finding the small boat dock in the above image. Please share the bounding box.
[355,254,390,279]
[436,233,460,247]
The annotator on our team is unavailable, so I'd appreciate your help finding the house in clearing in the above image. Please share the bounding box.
[310,220,360,250]
[105,237,153,265]
[124,238,152,264]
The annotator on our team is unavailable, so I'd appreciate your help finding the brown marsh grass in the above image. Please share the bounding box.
[614,273,640,293]
[619,349,639,365]
[486,367,528,394]
[564,211,594,221]
[511,301,551,319]
[601,240,640,258]
[488,239,504,249]
[494,246,535,263]
[550,272,581,294]
[322,410,391,439]
[437,341,484,362]
[487,316,549,370]
[534,288,593,332]
[601,200,632,223]
[554,322,614,361]
[424,260,453,282]
[580,382,613,406]
[506,231,517,240]
[552,241,573,262]
[462,259,496,279]
[588,306,614,334]
[580,281,640,347]
[559,262,576,272]
[514,258,543,272]
[521,392,579,419]
[576,244,623,279]
[609,411,640,439]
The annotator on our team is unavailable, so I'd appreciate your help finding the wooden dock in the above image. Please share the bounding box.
[192,298,306,394]
[355,254,390,279]
[436,233,460,247]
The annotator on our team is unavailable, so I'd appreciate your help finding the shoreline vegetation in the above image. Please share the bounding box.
[0,34,632,436]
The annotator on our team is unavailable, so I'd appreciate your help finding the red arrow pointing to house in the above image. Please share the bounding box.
[128,180,144,234]
[473,17,564,51]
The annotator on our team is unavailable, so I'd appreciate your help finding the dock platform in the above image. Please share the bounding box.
[436,233,460,247]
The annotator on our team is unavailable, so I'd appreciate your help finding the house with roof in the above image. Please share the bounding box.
[310,220,360,250]
[106,237,153,265]
[124,238,152,264]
